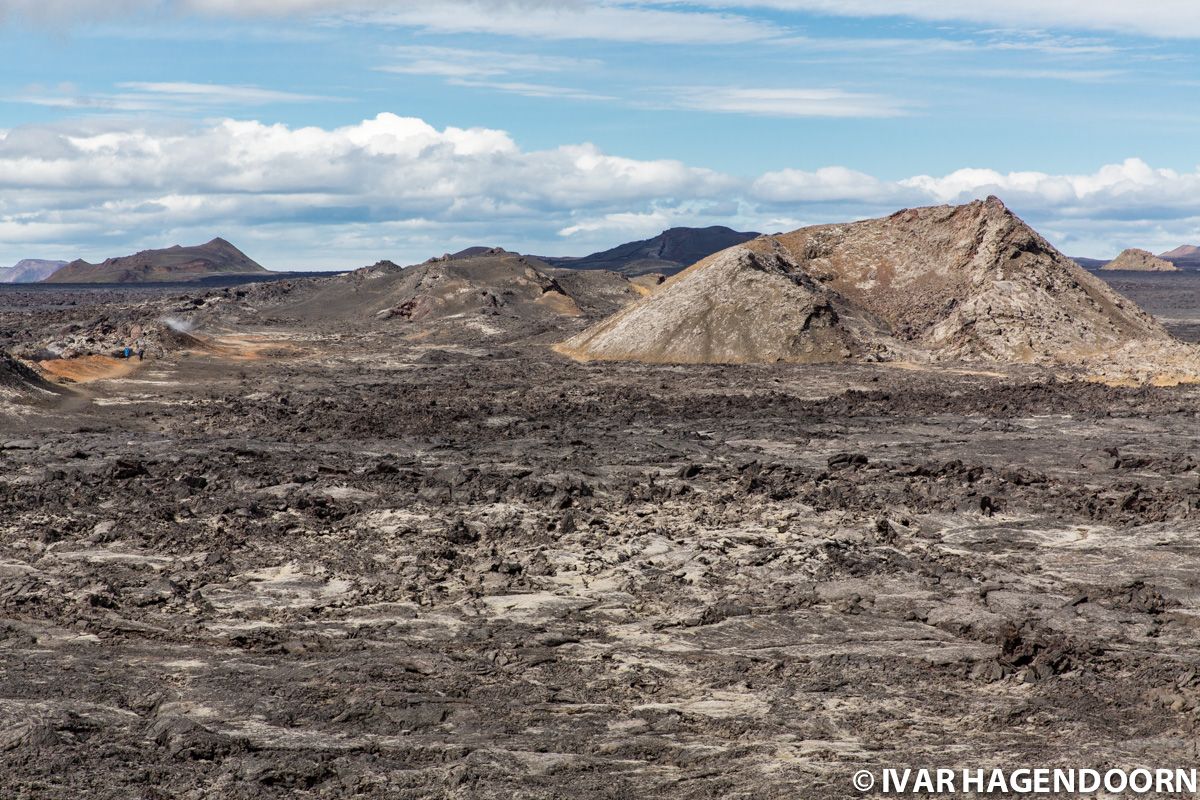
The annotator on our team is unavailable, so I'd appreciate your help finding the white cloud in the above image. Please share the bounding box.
[0,0,155,23]
[559,210,675,238]
[378,45,906,114]
[7,0,1200,41]
[899,158,1200,213]
[970,68,1124,82]
[770,30,1119,57]
[1,0,787,44]
[981,33,1117,56]
[556,205,736,238]
[751,158,1200,219]
[379,46,598,80]
[0,113,736,266]
[361,2,781,44]
[671,87,911,118]
[751,166,898,202]
[446,79,615,102]
[4,113,1200,267]
[378,45,609,102]
[7,81,334,112]
[663,0,1200,40]
[120,81,334,103]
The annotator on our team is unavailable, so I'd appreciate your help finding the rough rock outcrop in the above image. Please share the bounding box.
[1100,249,1179,272]
[270,251,645,342]
[556,247,891,364]
[560,198,1191,371]
[0,350,59,398]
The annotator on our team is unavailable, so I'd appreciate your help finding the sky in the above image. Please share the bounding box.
[2,1,1200,269]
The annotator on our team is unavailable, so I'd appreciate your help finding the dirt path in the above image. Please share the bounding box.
[37,354,142,384]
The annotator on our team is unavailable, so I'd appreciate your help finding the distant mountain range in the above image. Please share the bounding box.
[0,259,67,284]
[8,227,758,286]
[536,226,762,276]
[44,238,268,284]
[12,230,1200,285]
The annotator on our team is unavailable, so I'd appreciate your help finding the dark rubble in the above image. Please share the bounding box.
[3,276,1200,798]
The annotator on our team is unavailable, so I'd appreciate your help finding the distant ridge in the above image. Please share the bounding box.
[1160,245,1200,270]
[45,238,268,284]
[538,226,761,276]
[1160,245,1200,260]
[0,259,67,284]
[447,246,511,260]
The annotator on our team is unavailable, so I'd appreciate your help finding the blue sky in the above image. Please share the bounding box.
[2,1,1200,269]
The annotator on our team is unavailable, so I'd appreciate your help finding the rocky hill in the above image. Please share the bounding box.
[557,246,890,364]
[559,197,1190,373]
[539,226,761,276]
[44,238,267,284]
[1100,248,1179,272]
[0,260,67,284]
[252,250,646,343]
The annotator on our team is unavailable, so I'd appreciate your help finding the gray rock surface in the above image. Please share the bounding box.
[5,238,1200,797]
[4,334,1200,797]
[226,251,646,344]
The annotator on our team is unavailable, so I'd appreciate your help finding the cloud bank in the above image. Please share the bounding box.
[676,1,1200,40]
[7,0,1200,41]
[2,114,1199,268]
[1,0,786,44]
